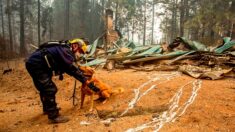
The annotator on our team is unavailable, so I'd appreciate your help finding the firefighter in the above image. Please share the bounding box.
[25,38,100,123]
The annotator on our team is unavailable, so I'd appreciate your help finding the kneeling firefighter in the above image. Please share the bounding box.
[25,38,100,123]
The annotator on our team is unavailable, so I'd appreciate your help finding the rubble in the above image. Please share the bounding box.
[83,36,235,80]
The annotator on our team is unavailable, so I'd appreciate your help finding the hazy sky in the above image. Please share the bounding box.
[49,0,163,43]
[49,0,54,6]
[131,4,163,44]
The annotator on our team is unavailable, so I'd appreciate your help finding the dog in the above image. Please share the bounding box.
[79,66,124,111]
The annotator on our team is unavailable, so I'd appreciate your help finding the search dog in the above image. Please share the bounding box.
[79,66,124,111]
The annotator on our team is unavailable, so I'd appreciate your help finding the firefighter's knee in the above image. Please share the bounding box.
[41,80,58,95]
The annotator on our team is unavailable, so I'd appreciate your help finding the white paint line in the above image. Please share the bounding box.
[125,80,202,132]
[120,72,180,117]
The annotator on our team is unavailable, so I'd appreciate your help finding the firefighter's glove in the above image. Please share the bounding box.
[87,82,100,92]
[74,69,87,83]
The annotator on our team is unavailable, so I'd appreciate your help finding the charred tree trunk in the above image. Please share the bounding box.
[0,0,5,39]
[179,0,185,37]
[38,0,41,45]
[12,10,16,52]
[170,0,178,41]
[20,0,26,55]
[143,0,147,46]
[90,0,95,41]
[132,18,134,41]
[7,0,13,51]
[184,0,189,38]
[230,1,235,39]
[64,0,70,39]
[49,9,53,41]
[127,23,130,41]
[230,23,234,38]
[151,1,155,44]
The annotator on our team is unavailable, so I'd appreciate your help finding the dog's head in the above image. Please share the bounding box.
[79,66,95,78]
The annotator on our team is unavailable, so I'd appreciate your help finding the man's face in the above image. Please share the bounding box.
[72,43,85,53]
[71,43,79,53]
[71,43,84,60]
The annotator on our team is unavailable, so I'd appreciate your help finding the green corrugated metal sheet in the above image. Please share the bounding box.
[127,46,149,56]
[87,37,99,57]
[82,58,106,66]
[137,45,161,56]
[214,39,235,54]
[180,37,208,51]
[223,37,231,44]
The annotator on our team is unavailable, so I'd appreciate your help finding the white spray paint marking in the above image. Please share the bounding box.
[81,72,181,126]
[125,80,202,132]
[80,121,91,125]
[100,118,116,124]
[120,72,181,117]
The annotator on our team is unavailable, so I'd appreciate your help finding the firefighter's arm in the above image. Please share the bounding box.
[66,64,87,83]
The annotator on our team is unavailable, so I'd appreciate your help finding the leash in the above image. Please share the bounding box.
[70,59,80,106]
[70,79,79,106]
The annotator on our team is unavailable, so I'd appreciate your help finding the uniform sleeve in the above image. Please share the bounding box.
[66,64,88,83]
[54,46,86,83]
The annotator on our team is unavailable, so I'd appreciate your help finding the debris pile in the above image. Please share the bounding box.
[83,37,235,80]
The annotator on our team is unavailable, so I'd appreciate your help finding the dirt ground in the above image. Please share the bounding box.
[0,59,235,132]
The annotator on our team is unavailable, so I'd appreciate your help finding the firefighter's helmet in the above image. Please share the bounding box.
[69,38,88,54]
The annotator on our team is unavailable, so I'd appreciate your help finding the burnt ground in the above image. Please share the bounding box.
[0,59,235,132]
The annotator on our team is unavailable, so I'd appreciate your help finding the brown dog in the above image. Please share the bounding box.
[79,66,123,111]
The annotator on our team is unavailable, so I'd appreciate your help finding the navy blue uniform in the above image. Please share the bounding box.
[25,42,97,120]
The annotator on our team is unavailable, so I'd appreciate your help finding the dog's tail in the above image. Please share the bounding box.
[111,87,124,95]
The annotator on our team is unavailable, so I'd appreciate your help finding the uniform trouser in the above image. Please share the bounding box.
[25,62,59,119]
